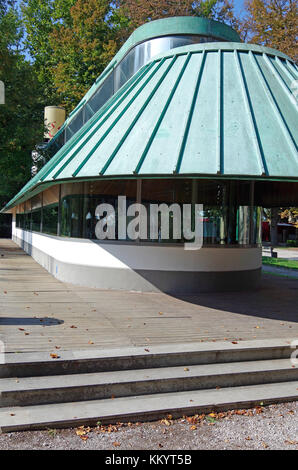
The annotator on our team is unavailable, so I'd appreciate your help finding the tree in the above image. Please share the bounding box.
[49,0,117,111]
[0,1,44,208]
[280,208,298,228]
[242,0,298,60]
[114,0,240,39]
[21,0,118,111]
[21,0,76,105]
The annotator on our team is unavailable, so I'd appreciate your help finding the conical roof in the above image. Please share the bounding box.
[3,41,298,211]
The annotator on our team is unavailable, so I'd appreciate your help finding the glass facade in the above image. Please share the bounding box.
[60,180,137,239]
[15,179,262,246]
[113,35,218,93]
[47,34,226,157]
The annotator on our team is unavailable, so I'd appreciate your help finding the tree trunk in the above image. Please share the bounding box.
[270,208,279,247]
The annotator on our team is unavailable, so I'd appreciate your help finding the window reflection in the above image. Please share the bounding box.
[42,204,58,235]
[15,179,262,246]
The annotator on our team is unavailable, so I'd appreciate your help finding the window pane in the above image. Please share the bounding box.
[88,72,114,114]
[42,203,58,235]
[31,208,41,232]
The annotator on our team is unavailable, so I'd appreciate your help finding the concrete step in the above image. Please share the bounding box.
[0,359,297,407]
[1,381,297,432]
[0,339,294,378]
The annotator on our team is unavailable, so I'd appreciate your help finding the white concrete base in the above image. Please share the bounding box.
[12,228,262,293]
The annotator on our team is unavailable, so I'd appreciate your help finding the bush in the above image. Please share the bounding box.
[286,240,298,247]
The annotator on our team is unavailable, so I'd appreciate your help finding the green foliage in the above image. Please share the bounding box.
[262,256,298,270]
[0,2,44,208]
[21,0,117,111]
[242,0,297,60]
[286,240,298,248]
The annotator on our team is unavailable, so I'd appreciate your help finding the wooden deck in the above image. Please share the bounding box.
[0,239,297,353]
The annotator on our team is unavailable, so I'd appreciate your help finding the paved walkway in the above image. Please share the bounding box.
[0,239,297,353]
[262,246,298,261]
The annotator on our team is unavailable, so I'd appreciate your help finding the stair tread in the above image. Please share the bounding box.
[1,381,297,432]
[1,338,293,366]
[0,359,296,393]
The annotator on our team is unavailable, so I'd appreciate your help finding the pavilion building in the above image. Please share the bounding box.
[2,17,298,293]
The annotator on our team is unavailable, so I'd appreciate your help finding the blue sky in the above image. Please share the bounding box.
[234,0,246,17]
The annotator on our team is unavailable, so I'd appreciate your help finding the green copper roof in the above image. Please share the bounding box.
[51,16,241,146]
[3,41,298,212]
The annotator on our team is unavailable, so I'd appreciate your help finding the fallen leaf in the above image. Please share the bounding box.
[113,442,121,447]
[160,418,171,426]
[186,416,198,424]
[184,367,189,371]
[255,406,264,414]
[76,427,86,436]
[75,425,91,438]
[50,353,60,359]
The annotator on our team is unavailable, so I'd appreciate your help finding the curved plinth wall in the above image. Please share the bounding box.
[12,227,262,294]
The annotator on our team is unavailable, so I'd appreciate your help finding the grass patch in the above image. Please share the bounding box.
[262,256,298,270]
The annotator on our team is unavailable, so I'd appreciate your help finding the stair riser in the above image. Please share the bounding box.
[1,368,297,407]
[0,346,293,378]
[1,394,297,433]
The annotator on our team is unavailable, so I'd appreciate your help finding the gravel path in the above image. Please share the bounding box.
[0,402,297,450]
